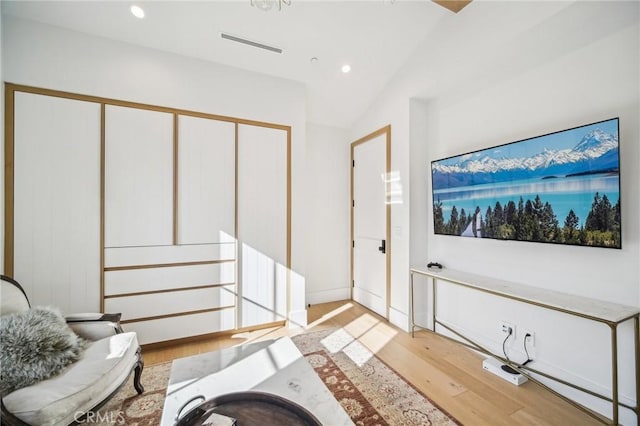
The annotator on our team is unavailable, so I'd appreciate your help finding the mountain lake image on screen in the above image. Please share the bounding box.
[431,118,621,249]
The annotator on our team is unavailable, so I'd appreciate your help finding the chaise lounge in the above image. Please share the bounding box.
[0,275,144,426]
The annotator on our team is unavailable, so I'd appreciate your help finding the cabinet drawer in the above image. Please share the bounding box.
[122,308,236,345]
[104,243,235,267]
[104,285,235,321]
[104,263,234,296]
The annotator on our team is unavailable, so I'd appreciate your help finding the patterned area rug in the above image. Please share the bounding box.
[292,328,460,426]
[95,361,171,426]
[96,328,460,425]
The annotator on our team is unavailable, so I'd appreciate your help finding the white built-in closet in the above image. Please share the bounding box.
[5,84,290,345]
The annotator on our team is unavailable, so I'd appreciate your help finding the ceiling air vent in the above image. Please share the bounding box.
[220,32,283,54]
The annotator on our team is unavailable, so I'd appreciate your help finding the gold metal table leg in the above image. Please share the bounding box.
[432,277,437,332]
[635,315,640,421]
[410,271,415,338]
[611,324,618,425]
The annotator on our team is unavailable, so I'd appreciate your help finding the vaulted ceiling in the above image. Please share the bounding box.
[2,0,473,128]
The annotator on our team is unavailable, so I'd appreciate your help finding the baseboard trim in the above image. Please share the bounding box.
[388,306,409,332]
[306,287,351,305]
[289,309,308,328]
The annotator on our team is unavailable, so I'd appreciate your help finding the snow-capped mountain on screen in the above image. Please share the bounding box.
[432,128,619,191]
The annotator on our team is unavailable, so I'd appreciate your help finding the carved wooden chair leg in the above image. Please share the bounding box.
[133,349,145,395]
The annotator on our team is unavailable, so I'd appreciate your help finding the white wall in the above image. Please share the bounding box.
[305,124,351,305]
[408,98,430,328]
[351,1,639,424]
[2,16,308,312]
[0,4,4,275]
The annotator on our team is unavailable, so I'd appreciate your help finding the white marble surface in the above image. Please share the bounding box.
[161,337,353,426]
[411,267,639,323]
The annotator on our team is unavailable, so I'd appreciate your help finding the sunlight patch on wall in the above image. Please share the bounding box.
[384,170,403,205]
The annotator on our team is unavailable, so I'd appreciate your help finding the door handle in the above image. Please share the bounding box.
[378,239,386,254]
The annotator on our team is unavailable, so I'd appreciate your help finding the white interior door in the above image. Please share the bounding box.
[352,133,388,318]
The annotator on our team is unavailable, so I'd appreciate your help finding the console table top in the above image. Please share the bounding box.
[411,267,639,324]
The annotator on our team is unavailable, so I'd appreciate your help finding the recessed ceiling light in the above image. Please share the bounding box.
[130,5,145,19]
[341,64,351,73]
[310,57,319,64]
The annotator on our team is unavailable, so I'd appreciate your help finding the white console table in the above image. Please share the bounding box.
[409,266,639,425]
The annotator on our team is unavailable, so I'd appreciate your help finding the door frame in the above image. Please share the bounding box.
[350,125,391,319]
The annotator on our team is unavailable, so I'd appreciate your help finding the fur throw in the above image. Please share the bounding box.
[0,306,88,396]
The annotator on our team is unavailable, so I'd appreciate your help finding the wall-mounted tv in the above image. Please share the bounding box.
[431,118,621,249]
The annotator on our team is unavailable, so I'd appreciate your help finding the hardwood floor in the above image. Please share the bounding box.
[142,300,601,425]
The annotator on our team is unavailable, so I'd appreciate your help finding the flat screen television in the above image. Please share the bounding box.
[431,118,621,249]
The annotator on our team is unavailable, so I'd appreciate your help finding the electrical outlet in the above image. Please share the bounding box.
[524,330,535,347]
[500,321,515,339]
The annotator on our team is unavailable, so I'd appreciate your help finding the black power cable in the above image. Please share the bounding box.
[502,328,533,372]
[502,327,512,363]
[522,333,533,367]
[500,327,520,374]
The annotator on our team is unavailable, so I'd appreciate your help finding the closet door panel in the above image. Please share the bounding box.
[13,92,101,313]
[104,106,173,247]
[237,124,287,327]
[178,116,235,244]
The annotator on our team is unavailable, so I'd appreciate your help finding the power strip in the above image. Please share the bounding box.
[482,357,528,386]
